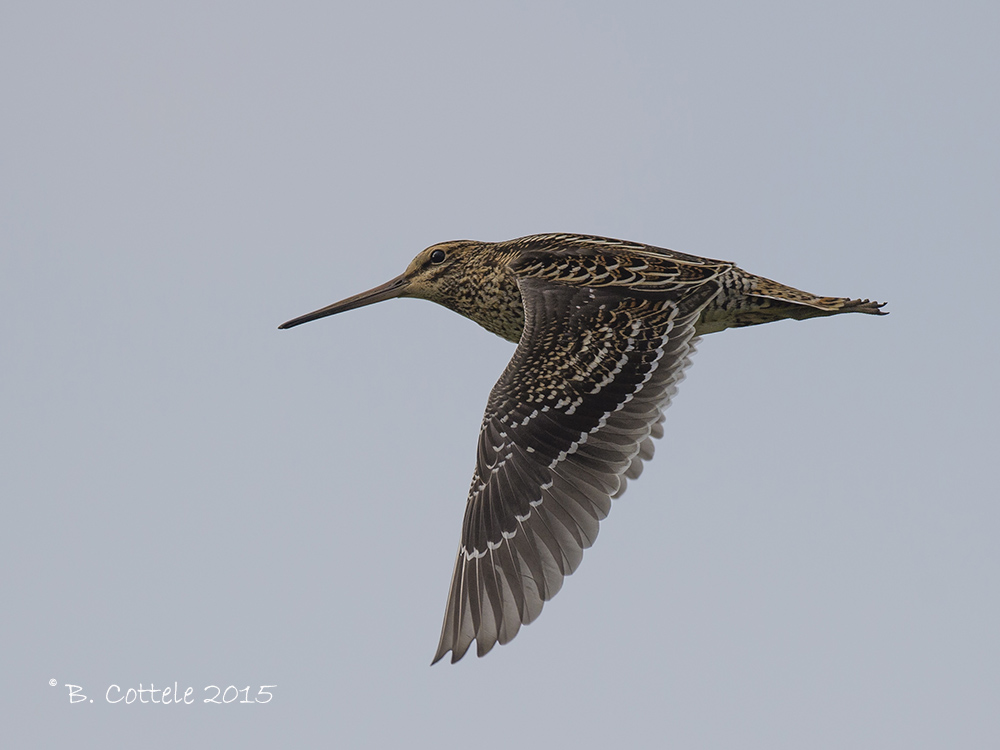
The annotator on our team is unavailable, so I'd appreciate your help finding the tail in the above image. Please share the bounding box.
[748,274,887,319]
[696,270,888,333]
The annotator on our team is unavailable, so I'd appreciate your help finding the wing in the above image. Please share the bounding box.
[431,275,722,664]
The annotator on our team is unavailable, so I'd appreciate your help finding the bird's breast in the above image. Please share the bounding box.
[439,266,525,344]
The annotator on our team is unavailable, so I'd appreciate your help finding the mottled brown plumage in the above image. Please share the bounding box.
[279,233,886,664]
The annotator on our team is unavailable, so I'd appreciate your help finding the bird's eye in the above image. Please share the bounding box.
[430,249,446,264]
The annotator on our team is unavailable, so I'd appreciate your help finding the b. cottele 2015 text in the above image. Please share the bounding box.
[64,683,276,704]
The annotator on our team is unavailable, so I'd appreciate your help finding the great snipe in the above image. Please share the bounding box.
[279,233,886,664]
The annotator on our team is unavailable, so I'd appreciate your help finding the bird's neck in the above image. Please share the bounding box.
[434,259,525,344]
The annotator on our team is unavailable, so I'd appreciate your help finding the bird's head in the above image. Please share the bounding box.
[278,240,511,331]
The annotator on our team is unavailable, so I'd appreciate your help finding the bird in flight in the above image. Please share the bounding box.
[279,233,886,664]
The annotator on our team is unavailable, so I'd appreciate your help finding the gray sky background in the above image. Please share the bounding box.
[3,2,998,747]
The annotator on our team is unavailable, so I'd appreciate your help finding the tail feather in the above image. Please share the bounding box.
[749,276,886,315]
[696,270,888,334]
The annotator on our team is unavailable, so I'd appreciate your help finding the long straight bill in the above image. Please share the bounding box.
[278,274,410,329]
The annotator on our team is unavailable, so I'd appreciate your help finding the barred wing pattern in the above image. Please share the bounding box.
[432,275,723,663]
